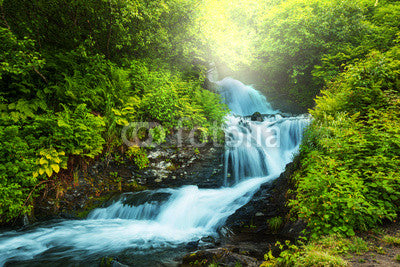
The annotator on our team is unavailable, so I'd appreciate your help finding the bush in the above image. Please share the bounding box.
[0,126,38,222]
[0,104,105,223]
[290,47,400,237]
[113,62,227,139]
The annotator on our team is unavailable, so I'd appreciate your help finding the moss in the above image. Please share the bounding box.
[74,194,112,219]
[73,181,147,219]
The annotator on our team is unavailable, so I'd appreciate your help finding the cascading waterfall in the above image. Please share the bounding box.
[0,78,309,266]
[218,77,275,116]
[219,77,308,185]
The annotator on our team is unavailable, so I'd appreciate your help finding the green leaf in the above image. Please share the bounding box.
[45,167,53,177]
[116,118,129,126]
[51,164,60,173]
[57,119,69,127]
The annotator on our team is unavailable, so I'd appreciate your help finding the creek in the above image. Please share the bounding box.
[0,78,309,266]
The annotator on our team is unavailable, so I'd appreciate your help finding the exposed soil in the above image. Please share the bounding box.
[347,221,400,266]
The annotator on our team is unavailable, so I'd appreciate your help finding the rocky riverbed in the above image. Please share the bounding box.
[181,156,306,266]
[29,130,226,224]
[15,122,305,267]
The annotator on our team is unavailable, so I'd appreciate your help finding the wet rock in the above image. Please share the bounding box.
[186,240,200,250]
[22,214,30,226]
[181,248,261,266]
[111,260,129,267]
[250,112,263,122]
[32,130,225,225]
[223,155,305,242]
[281,220,308,239]
[147,151,165,159]
[201,236,216,244]
[100,257,129,267]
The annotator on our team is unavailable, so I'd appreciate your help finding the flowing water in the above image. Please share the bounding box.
[0,78,309,266]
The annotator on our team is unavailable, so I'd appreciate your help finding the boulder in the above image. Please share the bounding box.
[250,112,263,122]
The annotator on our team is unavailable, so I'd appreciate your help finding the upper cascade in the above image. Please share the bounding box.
[217,77,276,116]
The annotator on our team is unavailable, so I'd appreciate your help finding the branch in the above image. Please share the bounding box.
[12,180,50,225]
[33,66,48,83]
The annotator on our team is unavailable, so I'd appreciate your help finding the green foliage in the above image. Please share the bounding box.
[54,104,105,158]
[149,126,167,145]
[0,0,227,224]
[262,239,348,267]
[0,102,105,222]
[126,146,149,170]
[382,235,400,246]
[0,27,44,80]
[291,47,400,237]
[268,216,284,232]
[262,235,369,267]
[234,0,400,111]
[33,149,68,178]
[115,61,227,134]
[0,98,47,123]
[251,0,372,109]
[0,125,38,222]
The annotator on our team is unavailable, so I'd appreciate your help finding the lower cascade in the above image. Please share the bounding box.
[0,78,309,266]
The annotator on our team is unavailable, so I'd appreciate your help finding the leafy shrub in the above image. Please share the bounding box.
[54,104,105,158]
[114,61,227,141]
[291,47,400,237]
[382,235,400,246]
[0,0,228,224]
[262,239,349,267]
[0,125,38,222]
[43,47,131,114]
[0,103,105,223]
[33,149,68,178]
[253,0,372,109]
[126,146,149,170]
[22,104,106,159]
[149,126,167,145]
[0,27,44,81]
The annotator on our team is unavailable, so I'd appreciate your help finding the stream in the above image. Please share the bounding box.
[0,78,309,266]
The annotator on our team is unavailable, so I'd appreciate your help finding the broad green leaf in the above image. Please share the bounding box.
[51,164,60,173]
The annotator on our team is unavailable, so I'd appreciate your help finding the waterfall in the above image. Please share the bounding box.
[223,114,308,185]
[218,77,275,116]
[0,78,309,266]
[219,77,308,185]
